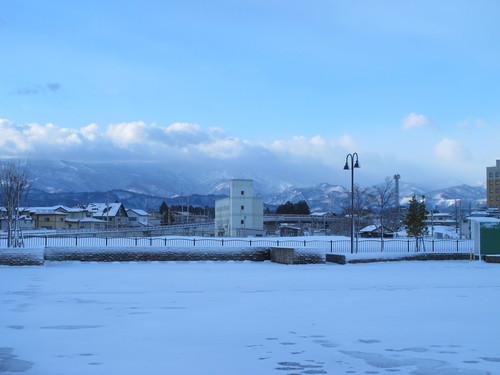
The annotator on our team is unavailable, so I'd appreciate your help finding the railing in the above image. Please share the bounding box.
[0,236,473,253]
[19,222,215,237]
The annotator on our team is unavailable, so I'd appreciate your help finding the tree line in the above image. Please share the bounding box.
[275,200,311,215]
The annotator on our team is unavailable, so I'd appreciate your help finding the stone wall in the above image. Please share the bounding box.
[44,247,270,262]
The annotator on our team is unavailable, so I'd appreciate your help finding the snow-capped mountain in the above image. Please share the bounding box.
[23,160,486,212]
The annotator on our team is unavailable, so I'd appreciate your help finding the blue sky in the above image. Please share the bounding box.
[1,0,499,189]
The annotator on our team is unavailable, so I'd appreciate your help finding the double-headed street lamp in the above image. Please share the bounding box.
[344,153,360,254]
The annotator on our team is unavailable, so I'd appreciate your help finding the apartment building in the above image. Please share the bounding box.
[487,160,500,208]
[215,179,264,237]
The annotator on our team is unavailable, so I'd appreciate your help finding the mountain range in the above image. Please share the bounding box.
[22,159,486,213]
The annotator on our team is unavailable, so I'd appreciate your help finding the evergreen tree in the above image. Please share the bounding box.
[294,200,311,215]
[276,201,294,214]
[159,201,173,225]
[403,195,428,251]
[276,200,310,215]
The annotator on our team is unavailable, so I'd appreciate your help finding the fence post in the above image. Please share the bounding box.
[457,240,459,253]
[277,240,280,246]
[304,240,306,247]
[105,237,108,247]
[75,236,78,247]
[330,240,333,253]
[164,238,167,246]
[222,238,224,246]
[193,238,196,247]
[249,239,252,246]
[150,237,153,246]
[407,239,410,252]
[135,237,138,246]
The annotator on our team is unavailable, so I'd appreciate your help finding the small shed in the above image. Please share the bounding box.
[470,217,500,257]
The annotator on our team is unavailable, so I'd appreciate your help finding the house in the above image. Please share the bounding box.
[53,205,91,220]
[65,217,107,230]
[279,224,304,237]
[126,209,151,227]
[426,212,455,226]
[87,203,128,228]
[23,208,68,230]
[359,225,395,238]
[0,211,36,232]
[215,179,264,237]
[147,211,163,226]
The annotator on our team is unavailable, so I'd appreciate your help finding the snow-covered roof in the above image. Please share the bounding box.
[359,224,393,233]
[66,218,107,223]
[26,208,68,215]
[359,225,377,232]
[87,203,124,217]
[126,209,150,216]
[52,205,88,213]
[468,217,500,223]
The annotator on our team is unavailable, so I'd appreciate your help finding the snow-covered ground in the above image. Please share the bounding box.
[1,260,499,375]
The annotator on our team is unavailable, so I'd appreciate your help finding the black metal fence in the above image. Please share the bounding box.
[0,236,473,253]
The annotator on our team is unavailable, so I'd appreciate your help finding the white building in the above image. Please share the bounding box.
[126,209,151,227]
[215,179,264,237]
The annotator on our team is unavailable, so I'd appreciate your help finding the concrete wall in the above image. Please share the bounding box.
[270,247,325,264]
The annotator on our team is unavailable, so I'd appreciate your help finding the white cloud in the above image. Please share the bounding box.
[0,118,491,189]
[0,119,32,152]
[106,121,151,145]
[434,138,471,162]
[401,113,430,130]
[336,134,358,150]
[81,123,101,141]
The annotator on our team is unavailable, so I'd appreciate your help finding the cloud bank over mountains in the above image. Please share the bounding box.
[0,116,494,190]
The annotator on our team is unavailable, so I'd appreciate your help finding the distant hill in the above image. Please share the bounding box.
[18,159,486,212]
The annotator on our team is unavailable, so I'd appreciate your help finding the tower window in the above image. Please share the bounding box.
[241,205,244,210]
[241,190,244,195]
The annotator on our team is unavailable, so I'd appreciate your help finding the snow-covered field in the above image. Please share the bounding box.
[1,260,499,375]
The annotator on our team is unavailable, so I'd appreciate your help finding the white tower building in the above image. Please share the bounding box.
[215,179,264,237]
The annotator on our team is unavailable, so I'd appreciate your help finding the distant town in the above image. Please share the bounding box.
[1,159,499,242]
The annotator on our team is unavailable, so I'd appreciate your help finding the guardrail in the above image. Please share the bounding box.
[0,237,473,253]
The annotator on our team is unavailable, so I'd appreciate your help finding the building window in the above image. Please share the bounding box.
[497,180,500,185]
[241,219,244,224]
[490,173,494,177]
[497,197,500,201]
[241,190,245,195]
[241,205,244,210]
[490,189,494,193]
[490,181,494,185]
[496,172,500,177]
[45,218,50,222]
[496,189,500,193]
[490,197,494,201]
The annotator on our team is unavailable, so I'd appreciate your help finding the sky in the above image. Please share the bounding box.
[1,0,499,190]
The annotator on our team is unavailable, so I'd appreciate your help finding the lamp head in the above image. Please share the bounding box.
[343,163,349,170]
[354,160,360,168]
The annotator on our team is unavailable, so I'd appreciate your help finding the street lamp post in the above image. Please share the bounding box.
[344,153,360,254]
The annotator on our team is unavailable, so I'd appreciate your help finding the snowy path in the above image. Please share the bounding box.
[1,261,499,374]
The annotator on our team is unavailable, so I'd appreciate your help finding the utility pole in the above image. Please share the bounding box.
[393,174,401,226]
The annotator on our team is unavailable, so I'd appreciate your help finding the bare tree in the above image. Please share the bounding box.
[0,161,30,247]
[341,183,372,240]
[372,177,396,250]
